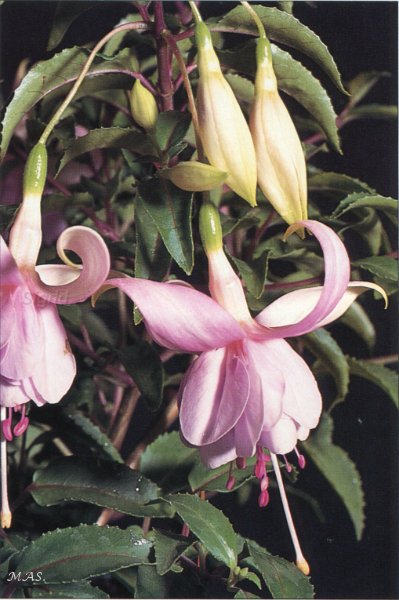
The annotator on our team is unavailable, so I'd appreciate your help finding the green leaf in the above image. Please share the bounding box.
[153,530,191,575]
[154,111,191,156]
[14,525,151,584]
[331,192,398,222]
[347,71,391,106]
[29,456,164,517]
[347,357,398,408]
[234,591,262,599]
[308,172,373,196]
[60,410,123,463]
[351,256,398,283]
[246,539,314,599]
[47,2,98,51]
[230,252,271,300]
[339,301,376,350]
[119,341,164,412]
[135,565,169,599]
[140,431,197,493]
[216,5,346,93]
[138,178,194,274]
[303,413,365,540]
[57,128,157,175]
[218,42,340,152]
[166,493,237,569]
[345,104,397,123]
[188,458,255,493]
[31,581,109,598]
[304,328,349,405]
[135,193,171,282]
[224,73,255,104]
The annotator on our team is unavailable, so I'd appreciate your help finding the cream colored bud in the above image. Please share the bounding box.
[130,80,158,131]
[250,39,308,225]
[161,161,227,191]
[195,22,257,206]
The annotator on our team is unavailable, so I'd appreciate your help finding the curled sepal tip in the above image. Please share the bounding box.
[27,226,111,305]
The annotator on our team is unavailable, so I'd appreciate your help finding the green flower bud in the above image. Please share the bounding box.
[23,142,48,199]
[199,201,223,254]
[130,80,158,131]
[161,161,227,192]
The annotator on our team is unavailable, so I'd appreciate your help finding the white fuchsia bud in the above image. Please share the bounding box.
[250,37,308,225]
[195,21,257,206]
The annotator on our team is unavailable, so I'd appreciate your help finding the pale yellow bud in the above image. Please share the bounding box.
[195,22,257,206]
[130,80,158,131]
[250,39,308,225]
[161,161,227,191]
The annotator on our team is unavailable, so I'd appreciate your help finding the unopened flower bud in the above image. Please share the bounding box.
[161,161,227,191]
[250,38,308,225]
[130,79,158,131]
[195,21,257,206]
[9,142,48,269]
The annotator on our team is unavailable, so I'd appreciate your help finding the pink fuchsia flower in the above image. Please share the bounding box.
[0,143,110,527]
[99,218,384,572]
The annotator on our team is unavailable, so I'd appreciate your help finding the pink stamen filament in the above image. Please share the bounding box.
[0,407,12,529]
[270,452,310,576]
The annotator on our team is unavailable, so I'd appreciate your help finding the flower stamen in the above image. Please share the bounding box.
[270,452,310,575]
[0,407,12,529]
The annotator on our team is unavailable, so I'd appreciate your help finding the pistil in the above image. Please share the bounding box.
[0,407,12,529]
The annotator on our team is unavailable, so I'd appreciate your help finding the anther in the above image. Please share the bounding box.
[236,457,246,470]
[294,447,306,469]
[258,489,269,508]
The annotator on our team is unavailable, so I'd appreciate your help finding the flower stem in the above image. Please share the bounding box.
[241,1,267,39]
[38,21,150,145]
[155,2,174,111]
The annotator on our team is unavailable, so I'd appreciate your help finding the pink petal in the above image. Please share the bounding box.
[256,282,385,331]
[199,430,237,469]
[180,347,250,445]
[256,220,350,337]
[0,237,25,288]
[27,226,110,304]
[0,377,30,408]
[0,288,43,380]
[30,304,76,404]
[245,339,285,430]
[269,338,321,429]
[260,416,299,455]
[233,358,264,457]
[104,278,245,352]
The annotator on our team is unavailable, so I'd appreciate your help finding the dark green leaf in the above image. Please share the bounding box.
[234,591,262,599]
[138,178,194,274]
[347,357,398,408]
[304,328,350,405]
[230,251,271,299]
[216,5,346,93]
[339,302,376,350]
[344,207,383,255]
[134,193,171,281]
[303,413,365,539]
[345,104,397,123]
[331,193,398,222]
[29,456,163,517]
[277,1,293,14]
[47,2,98,51]
[57,128,157,175]
[218,42,340,152]
[136,565,169,599]
[167,493,237,569]
[224,73,254,104]
[119,341,164,412]
[31,581,109,598]
[140,431,197,493]
[153,530,191,575]
[154,111,191,155]
[308,172,373,196]
[60,410,123,463]
[347,71,391,106]
[246,539,314,599]
[14,525,151,584]
[352,256,398,283]
[188,457,255,493]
